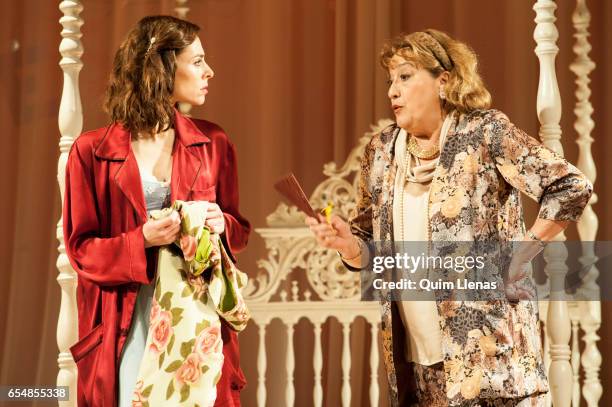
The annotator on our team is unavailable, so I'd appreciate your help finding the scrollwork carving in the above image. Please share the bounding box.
[252,119,392,302]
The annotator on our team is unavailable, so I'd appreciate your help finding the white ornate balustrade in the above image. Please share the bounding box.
[532,1,601,407]
[244,120,391,407]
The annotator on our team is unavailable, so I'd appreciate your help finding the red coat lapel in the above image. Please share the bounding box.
[94,123,148,222]
[171,111,210,200]
[92,112,211,219]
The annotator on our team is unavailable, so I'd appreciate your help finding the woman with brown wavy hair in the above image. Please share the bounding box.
[63,15,250,406]
[307,29,592,406]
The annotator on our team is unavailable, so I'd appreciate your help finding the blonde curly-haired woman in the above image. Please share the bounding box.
[307,29,592,406]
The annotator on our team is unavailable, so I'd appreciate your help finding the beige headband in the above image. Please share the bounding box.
[413,31,453,71]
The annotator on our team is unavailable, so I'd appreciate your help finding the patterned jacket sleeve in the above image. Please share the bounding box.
[349,137,376,241]
[341,137,377,272]
[485,110,593,222]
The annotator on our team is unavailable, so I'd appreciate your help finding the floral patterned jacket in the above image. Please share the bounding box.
[349,109,593,406]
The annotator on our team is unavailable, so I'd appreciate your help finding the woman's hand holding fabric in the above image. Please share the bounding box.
[142,211,181,248]
[204,203,225,234]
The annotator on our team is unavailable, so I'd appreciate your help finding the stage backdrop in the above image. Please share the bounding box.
[1,1,611,406]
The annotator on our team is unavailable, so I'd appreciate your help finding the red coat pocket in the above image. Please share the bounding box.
[70,323,104,406]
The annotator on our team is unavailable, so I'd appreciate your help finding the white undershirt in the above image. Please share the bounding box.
[392,113,454,366]
[395,185,444,365]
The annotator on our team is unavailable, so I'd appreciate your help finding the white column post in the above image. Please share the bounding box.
[257,323,268,407]
[175,0,193,115]
[313,321,324,407]
[533,1,572,405]
[57,1,83,406]
[369,321,379,407]
[571,319,581,406]
[569,1,602,406]
[341,320,351,407]
[175,0,189,19]
[285,322,296,406]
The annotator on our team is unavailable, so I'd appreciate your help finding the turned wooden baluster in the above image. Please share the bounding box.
[175,0,189,19]
[175,0,193,115]
[57,1,83,406]
[341,320,352,407]
[285,322,296,406]
[257,322,268,406]
[369,320,380,407]
[313,321,324,407]
[569,1,602,405]
[533,1,572,405]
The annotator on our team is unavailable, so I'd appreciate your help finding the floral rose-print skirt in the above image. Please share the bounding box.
[412,362,547,407]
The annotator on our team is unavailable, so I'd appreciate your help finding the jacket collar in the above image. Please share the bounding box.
[94,109,210,160]
[93,109,209,223]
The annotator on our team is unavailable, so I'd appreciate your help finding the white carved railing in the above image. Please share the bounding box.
[569,1,602,406]
[248,302,381,407]
[533,1,573,406]
[540,301,589,407]
[56,1,83,406]
[246,121,390,406]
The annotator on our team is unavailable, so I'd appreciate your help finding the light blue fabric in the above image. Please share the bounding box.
[118,176,169,407]
[142,178,171,214]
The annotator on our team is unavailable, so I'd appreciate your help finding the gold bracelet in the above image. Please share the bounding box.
[526,230,545,247]
[339,238,362,261]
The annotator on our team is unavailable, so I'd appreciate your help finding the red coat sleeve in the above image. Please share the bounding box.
[63,140,150,286]
[218,140,251,261]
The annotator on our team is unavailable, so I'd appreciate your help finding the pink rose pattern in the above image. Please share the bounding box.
[136,297,223,404]
[195,326,222,358]
[186,273,208,302]
[174,353,204,388]
[179,234,197,262]
[133,201,248,405]
[149,310,173,355]
[149,298,160,325]
[131,380,147,407]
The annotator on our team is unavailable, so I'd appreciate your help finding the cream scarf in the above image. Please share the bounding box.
[393,110,455,190]
[392,111,454,365]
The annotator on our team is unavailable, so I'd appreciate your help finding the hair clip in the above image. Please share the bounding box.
[146,36,156,55]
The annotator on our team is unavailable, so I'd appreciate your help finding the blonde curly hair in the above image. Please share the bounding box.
[380,29,491,113]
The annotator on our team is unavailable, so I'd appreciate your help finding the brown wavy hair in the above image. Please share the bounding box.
[104,15,200,136]
[380,29,491,113]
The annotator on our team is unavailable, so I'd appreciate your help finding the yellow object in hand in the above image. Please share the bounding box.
[323,201,334,224]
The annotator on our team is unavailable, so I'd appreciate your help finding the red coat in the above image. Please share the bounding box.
[63,112,251,407]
